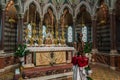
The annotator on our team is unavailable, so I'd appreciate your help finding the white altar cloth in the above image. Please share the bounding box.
[27,47,75,52]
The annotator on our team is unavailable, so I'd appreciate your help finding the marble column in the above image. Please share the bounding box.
[91,16,98,53]
[73,17,76,42]
[110,9,117,54]
[17,13,24,45]
[109,9,118,70]
[0,9,5,53]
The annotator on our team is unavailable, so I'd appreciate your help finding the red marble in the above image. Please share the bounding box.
[23,64,72,78]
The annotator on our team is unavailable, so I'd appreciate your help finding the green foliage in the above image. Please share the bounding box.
[14,44,30,57]
[84,42,92,53]
[87,77,93,80]
[85,66,91,71]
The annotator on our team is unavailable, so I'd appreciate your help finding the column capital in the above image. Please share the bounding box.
[1,3,6,10]
[2,8,6,11]
[109,8,113,14]
[91,15,97,21]
[17,13,24,19]
[40,16,43,21]
[57,19,61,24]
[73,17,76,22]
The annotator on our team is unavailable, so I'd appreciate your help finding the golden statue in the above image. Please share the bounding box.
[32,26,36,39]
[60,27,66,45]
[25,28,29,39]
[54,31,59,45]
[38,29,43,46]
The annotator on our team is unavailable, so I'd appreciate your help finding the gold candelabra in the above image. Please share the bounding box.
[54,25,59,45]
[38,29,43,46]
[61,27,65,45]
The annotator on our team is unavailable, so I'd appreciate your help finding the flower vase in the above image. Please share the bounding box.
[19,57,24,66]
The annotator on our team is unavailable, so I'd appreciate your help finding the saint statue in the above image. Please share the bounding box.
[97,1,108,24]
[60,7,73,27]
[43,7,56,28]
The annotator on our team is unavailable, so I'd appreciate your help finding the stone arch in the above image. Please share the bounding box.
[0,0,7,9]
[14,0,23,14]
[92,0,99,16]
[24,0,42,17]
[43,3,57,20]
[58,3,73,20]
[75,1,91,19]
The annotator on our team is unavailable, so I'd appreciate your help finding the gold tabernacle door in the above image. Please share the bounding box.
[36,51,66,66]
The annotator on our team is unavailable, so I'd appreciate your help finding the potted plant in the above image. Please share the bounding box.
[14,44,30,62]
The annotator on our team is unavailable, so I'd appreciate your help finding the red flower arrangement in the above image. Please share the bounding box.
[71,55,88,67]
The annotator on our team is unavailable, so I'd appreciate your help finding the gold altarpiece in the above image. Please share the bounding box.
[23,5,74,67]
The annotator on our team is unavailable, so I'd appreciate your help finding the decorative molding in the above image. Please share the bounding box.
[0,53,14,57]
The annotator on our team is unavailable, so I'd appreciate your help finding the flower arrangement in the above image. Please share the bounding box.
[84,42,92,53]
[14,44,30,58]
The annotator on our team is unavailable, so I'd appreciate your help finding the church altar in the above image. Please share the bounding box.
[24,47,74,67]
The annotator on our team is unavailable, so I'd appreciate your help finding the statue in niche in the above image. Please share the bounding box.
[43,7,56,29]
[29,3,36,23]
[60,7,73,27]
[76,5,91,25]
[97,1,108,24]
[43,7,56,45]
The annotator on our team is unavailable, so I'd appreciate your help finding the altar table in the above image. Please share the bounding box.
[24,47,75,67]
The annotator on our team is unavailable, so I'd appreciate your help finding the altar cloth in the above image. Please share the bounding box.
[27,47,75,52]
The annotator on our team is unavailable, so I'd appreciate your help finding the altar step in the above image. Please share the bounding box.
[23,64,73,79]
[24,72,72,80]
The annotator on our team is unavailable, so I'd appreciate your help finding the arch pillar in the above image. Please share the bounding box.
[109,8,118,70]
[73,17,76,42]
[0,9,6,53]
[91,15,98,63]
[17,13,24,45]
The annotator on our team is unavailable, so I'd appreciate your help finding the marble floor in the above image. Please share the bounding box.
[25,64,120,80]
[90,64,120,80]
